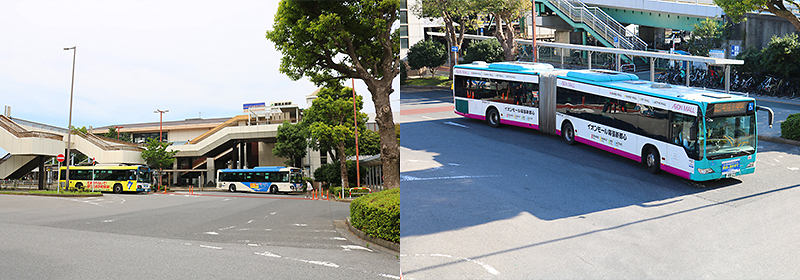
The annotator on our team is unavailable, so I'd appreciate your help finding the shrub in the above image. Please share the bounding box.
[349,188,399,243]
[407,40,448,77]
[781,113,800,141]
[463,38,504,64]
[313,161,364,188]
[400,61,408,84]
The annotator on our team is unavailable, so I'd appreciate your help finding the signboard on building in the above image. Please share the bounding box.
[731,45,740,58]
[243,102,266,112]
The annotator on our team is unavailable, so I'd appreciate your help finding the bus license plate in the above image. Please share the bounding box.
[721,160,740,176]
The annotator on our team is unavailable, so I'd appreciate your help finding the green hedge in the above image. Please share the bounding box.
[350,188,399,243]
[782,113,800,141]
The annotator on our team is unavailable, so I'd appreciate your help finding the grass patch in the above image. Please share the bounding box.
[403,76,451,87]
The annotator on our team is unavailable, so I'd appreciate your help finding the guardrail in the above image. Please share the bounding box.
[547,0,647,51]
[0,115,64,141]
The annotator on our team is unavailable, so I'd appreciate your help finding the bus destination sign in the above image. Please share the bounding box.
[707,102,753,117]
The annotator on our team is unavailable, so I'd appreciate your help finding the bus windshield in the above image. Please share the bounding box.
[291,173,303,184]
[705,114,756,160]
[138,168,152,183]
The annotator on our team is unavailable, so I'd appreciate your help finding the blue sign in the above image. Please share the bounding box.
[731,45,740,57]
[451,46,459,52]
[243,102,265,110]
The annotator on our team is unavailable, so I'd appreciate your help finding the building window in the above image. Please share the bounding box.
[399,25,408,37]
[399,11,407,24]
[401,38,409,49]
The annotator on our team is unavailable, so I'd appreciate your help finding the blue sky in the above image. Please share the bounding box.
[0,0,397,132]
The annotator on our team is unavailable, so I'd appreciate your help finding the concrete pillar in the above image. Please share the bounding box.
[206,157,215,186]
[37,156,45,190]
[172,159,178,186]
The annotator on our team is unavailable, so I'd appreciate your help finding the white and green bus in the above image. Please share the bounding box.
[454,61,774,181]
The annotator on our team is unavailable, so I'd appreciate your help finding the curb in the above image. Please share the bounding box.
[400,85,450,90]
[0,192,103,197]
[759,135,800,146]
[346,217,400,253]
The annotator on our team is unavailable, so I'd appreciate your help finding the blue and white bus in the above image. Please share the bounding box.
[453,61,774,181]
[217,166,305,194]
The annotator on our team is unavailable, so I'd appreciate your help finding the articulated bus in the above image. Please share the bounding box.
[453,61,774,181]
[60,165,152,193]
[217,166,305,194]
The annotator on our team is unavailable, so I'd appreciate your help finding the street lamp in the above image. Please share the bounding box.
[153,109,168,192]
[154,109,168,142]
[114,126,123,139]
[64,46,76,191]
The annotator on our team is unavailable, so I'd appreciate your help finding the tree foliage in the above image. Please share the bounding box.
[273,121,308,168]
[685,18,725,56]
[463,38,505,63]
[267,0,400,189]
[714,0,800,31]
[411,0,481,78]
[141,138,178,187]
[407,40,449,77]
[478,0,530,61]
[735,33,800,78]
[302,86,369,189]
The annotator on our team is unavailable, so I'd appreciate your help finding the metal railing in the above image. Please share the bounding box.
[0,115,64,141]
[73,130,143,151]
[547,0,647,51]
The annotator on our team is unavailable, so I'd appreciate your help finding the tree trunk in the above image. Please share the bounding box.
[337,141,348,190]
[363,79,399,189]
[766,2,800,32]
[493,15,518,62]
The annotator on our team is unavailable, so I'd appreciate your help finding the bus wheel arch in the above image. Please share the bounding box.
[229,184,236,192]
[642,145,661,174]
[113,183,123,194]
[74,182,84,192]
[561,121,576,145]
[269,186,278,194]
[486,107,501,128]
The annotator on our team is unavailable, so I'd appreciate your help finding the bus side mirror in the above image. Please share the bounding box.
[756,105,774,129]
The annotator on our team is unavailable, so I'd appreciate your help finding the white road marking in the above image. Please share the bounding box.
[330,237,347,241]
[199,245,222,250]
[380,274,401,279]
[444,121,468,128]
[238,228,250,231]
[246,220,254,224]
[401,174,500,182]
[341,245,373,252]
[403,253,500,276]
[102,219,116,223]
[255,251,281,258]
[203,232,219,235]
[219,226,235,230]
[270,212,277,215]
[264,229,273,231]
[789,167,799,171]
[293,224,308,227]
[247,244,259,247]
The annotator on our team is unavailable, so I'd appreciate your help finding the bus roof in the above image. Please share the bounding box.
[219,166,298,172]
[60,165,145,170]
[559,69,754,105]
[454,61,555,75]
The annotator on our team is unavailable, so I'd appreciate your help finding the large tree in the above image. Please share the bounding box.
[411,0,480,79]
[141,138,178,189]
[266,0,400,189]
[302,86,369,189]
[685,18,725,56]
[715,0,800,32]
[273,121,308,168]
[480,0,530,61]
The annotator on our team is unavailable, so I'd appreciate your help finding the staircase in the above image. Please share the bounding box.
[543,0,647,51]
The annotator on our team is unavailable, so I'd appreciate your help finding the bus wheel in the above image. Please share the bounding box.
[645,147,661,174]
[113,183,123,194]
[75,183,84,192]
[562,121,576,145]
[229,184,236,192]
[487,107,500,128]
[269,186,277,194]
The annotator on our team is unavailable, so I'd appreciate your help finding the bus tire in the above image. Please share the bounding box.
[269,186,277,194]
[561,121,576,145]
[229,184,236,192]
[113,183,123,194]
[644,146,661,174]
[75,182,84,192]
[486,107,501,128]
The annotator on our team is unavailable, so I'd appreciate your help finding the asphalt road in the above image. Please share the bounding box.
[0,192,399,279]
[400,87,800,279]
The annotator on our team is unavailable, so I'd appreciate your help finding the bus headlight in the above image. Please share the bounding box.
[747,162,755,168]
[698,168,715,174]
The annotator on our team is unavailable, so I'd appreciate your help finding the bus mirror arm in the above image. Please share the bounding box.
[756,106,774,129]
